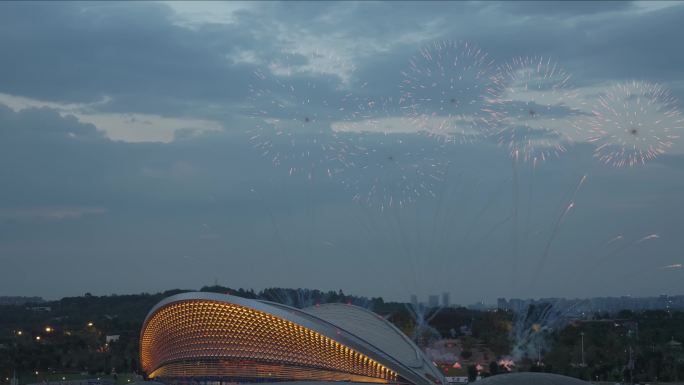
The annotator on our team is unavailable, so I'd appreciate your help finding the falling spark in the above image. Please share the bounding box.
[660,264,682,270]
[638,234,660,243]
[607,234,624,245]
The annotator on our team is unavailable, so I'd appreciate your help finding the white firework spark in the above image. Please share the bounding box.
[637,233,660,243]
[399,40,496,143]
[247,55,350,180]
[606,234,624,245]
[486,56,582,163]
[576,81,683,167]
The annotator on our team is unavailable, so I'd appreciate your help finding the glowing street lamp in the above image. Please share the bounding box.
[35,336,41,341]
[45,326,53,333]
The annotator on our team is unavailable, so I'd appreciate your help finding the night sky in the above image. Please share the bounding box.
[1,1,683,304]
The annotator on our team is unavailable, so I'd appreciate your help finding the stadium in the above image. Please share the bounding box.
[140,292,445,385]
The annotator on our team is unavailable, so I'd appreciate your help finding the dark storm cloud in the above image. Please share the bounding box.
[477,3,684,88]
[319,1,684,107]
[567,4,684,85]
[0,2,363,120]
[496,1,635,16]
[0,2,260,116]
[0,106,114,206]
[348,2,684,90]
[0,105,103,142]
[3,1,682,120]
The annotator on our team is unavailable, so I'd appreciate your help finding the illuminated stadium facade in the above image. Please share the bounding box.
[140,292,445,385]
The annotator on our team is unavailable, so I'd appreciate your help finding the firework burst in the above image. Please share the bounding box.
[485,56,582,164]
[247,55,350,180]
[399,40,496,144]
[332,96,448,210]
[575,81,683,167]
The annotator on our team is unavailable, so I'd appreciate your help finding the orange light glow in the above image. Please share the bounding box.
[140,299,397,383]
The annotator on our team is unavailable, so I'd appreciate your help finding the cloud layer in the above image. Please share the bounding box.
[1,1,683,303]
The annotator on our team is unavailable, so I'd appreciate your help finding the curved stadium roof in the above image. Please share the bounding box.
[140,292,444,385]
[303,303,439,375]
[475,372,591,385]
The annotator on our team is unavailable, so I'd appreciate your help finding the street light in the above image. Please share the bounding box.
[35,336,41,341]
[45,327,53,333]
[87,322,94,328]
[580,332,586,367]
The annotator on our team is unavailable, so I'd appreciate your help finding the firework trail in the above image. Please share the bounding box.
[660,264,683,270]
[483,57,582,290]
[399,40,496,143]
[485,56,582,163]
[522,165,537,261]
[250,187,287,249]
[511,159,520,287]
[460,179,507,244]
[574,80,683,167]
[532,174,587,282]
[472,213,513,259]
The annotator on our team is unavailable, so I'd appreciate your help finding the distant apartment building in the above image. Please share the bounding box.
[410,294,418,308]
[467,301,490,311]
[497,294,684,315]
[0,296,44,306]
[497,298,509,311]
[441,292,450,307]
[106,335,120,344]
[28,306,51,312]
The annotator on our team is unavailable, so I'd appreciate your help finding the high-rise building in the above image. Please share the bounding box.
[441,292,450,307]
[497,298,509,311]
